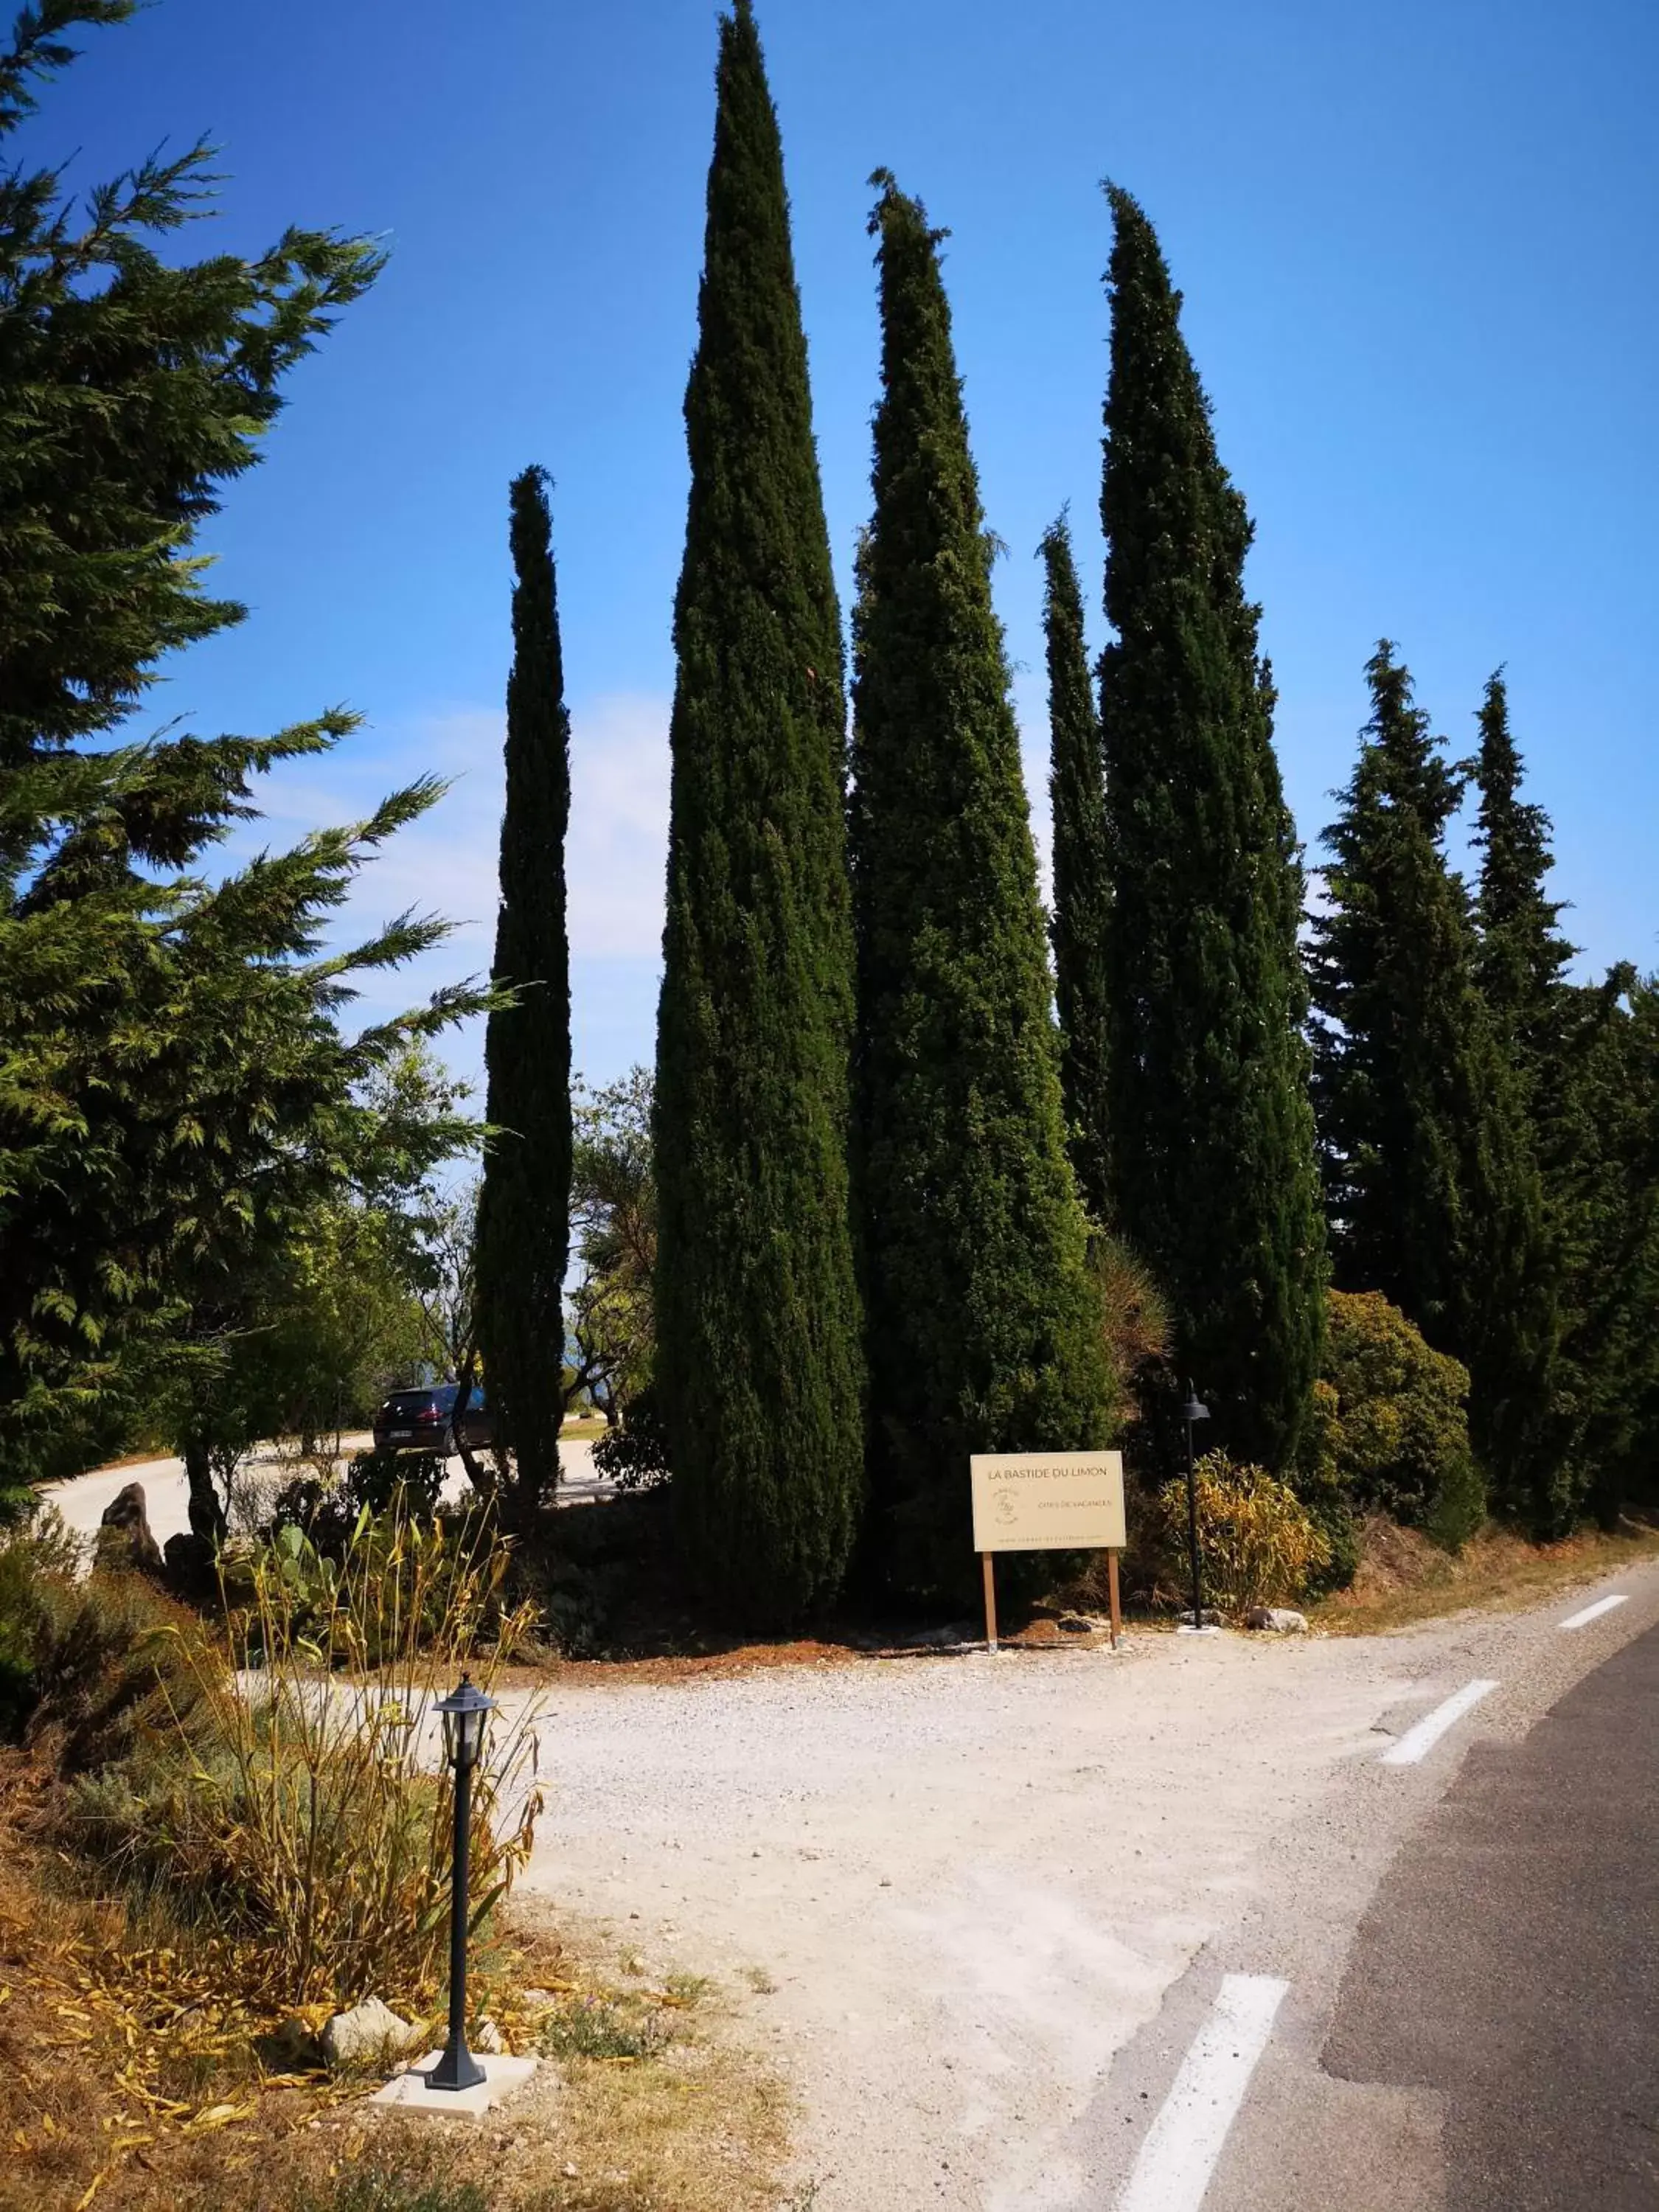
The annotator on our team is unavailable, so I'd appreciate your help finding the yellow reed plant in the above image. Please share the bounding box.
[1153,1451,1332,1613]
[131,1504,546,2010]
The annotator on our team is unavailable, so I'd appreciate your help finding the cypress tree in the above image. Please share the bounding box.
[1097,186,1324,1469]
[653,0,863,1624]
[1041,513,1113,1225]
[1308,644,1557,1520]
[851,175,1110,1601]
[475,466,572,1512]
[1470,670,1575,1075]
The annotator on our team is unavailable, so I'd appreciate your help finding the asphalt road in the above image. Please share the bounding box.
[1323,1616,1659,2209]
[1070,1573,1659,2212]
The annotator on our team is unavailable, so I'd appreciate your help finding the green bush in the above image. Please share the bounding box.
[591,1385,671,1492]
[0,1510,212,1773]
[269,1449,446,1556]
[1315,1290,1485,1551]
[1149,1453,1332,1612]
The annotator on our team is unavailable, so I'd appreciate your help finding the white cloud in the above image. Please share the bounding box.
[217,693,670,1090]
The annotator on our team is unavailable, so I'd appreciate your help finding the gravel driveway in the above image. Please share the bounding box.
[513,1573,1659,2212]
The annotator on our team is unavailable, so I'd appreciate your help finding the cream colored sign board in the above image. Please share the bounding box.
[970,1450,1126,1554]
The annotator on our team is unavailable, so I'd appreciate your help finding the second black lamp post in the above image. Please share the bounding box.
[428,1674,496,2093]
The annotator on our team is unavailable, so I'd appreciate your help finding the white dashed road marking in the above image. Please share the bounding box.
[1116,1974,1290,2212]
[1379,1678,1499,1766]
[1559,1593,1629,1631]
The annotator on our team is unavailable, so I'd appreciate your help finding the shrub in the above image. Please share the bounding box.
[1088,1233,1172,1433]
[270,1450,446,1557]
[591,1386,671,1493]
[1150,1453,1332,1612]
[1315,1290,1484,1551]
[0,1510,213,1774]
[67,1504,543,2008]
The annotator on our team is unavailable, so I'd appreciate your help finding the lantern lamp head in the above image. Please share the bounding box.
[437,1674,495,1769]
[1181,1387,1210,1426]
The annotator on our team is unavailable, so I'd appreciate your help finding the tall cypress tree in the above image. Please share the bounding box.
[653,0,863,1624]
[1470,670,1575,1074]
[475,466,572,1512]
[1097,185,1324,1469]
[1308,644,1557,1520]
[851,175,1110,1601]
[1041,513,1113,1225]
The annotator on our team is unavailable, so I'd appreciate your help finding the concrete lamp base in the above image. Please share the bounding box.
[1176,1622,1222,1637]
[372,2051,539,2117]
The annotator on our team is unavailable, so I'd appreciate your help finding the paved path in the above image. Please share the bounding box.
[1321,1618,1659,2209]
[1072,1576,1659,2212]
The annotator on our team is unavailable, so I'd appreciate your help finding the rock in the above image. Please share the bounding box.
[97,1482,164,1574]
[1244,1606,1309,1633]
[321,1996,418,2069]
[473,2017,505,2054]
[163,1529,216,1596]
[1057,1614,1111,1635]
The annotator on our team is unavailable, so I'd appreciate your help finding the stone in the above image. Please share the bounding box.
[163,1528,216,1596]
[321,1996,419,2069]
[473,2017,505,2055]
[371,2051,540,2118]
[1244,1606,1309,1633]
[97,1482,164,1574]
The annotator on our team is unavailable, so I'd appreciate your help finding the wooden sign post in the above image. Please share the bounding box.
[970,1450,1127,1653]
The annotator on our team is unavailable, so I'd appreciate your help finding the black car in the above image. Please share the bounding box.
[372,1382,490,1456]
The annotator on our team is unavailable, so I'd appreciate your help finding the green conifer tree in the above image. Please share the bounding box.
[0,1,487,1507]
[653,0,863,1624]
[1466,674,1659,1530]
[1309,644,1557,1520]
[851,175,1110,1600]
[1470,671,1576,1077]
[475,466,571,1514]
[1097,186,1324,1469]
[1040,513,1113,1225]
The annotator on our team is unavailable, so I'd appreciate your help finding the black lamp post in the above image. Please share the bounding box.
[1180,1382,1211,1632]
[428,1674,496,2093]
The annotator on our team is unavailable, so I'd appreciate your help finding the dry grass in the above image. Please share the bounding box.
[0,1793,791,2212]
[1314,1512,1659,1635]
[560,1418,611,1443]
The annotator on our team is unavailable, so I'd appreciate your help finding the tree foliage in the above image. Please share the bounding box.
[850,174,1110,1600]
[1096,186,1324,1472]
[653,0,865,1624]
[1311,1290,1484,1550]
[0,3,484,1510]
[475,465,573,1515]
[1040,513,1113,1224]
[1308,645,1557,1521]
[1469,670,1575,1076]
[568,1068,657,1421]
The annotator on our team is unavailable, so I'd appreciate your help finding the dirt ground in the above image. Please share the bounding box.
[509,1559,1659,2212]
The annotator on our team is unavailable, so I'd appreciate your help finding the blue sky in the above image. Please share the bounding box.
[25,0,1659,1099]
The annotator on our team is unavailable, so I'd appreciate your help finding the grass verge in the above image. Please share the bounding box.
[1313,1512,1659,1635]
[0,1805,790,2212]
